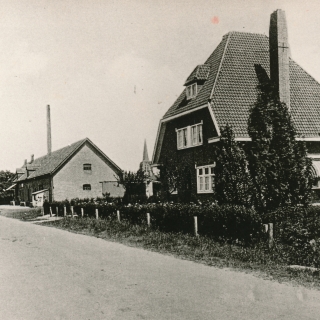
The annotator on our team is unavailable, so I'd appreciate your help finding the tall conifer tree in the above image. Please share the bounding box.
[247,81,273,211]
[215,125,253,207]
[248,80,313,212]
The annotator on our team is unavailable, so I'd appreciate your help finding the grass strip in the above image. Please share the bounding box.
[0,207,42,220]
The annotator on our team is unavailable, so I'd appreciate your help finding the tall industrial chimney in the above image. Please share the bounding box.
[47,105,52,155]
[269,9,290,110]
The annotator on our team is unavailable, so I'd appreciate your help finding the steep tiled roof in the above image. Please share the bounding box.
[184,64,211,85]
[16,138,122,181]
[163,31,320,138]
[164,34,229,118]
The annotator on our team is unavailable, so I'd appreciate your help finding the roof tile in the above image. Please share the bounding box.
[163,31,320,138]
[17,139,86,180]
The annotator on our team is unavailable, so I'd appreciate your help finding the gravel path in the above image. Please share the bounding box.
[1,215,320,319]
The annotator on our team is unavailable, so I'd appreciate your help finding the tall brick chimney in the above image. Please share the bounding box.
[47,105,52,155]
[269,9,290,110]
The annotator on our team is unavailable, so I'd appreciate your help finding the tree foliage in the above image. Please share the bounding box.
[117,169,148,203]
[248,80,313,212]
[0,170,15,204]
[215,125,253,207]
[159,159,192,203]
[0,170,14,191]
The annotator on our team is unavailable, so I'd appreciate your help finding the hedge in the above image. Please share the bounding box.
[44,199,263,245]
[265,206,320,267]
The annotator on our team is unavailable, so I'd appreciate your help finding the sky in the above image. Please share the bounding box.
[1,0,320,172]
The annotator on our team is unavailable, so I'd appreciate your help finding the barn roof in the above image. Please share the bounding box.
[16,138,122,181]
[163,31,320,138]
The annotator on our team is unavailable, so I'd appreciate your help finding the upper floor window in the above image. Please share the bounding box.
[176,122,203,150]
[177,127,188,149]
[83,164,92,171]
[186,83,197,100]
[83,184,91,190]
[191,123,202,146]
[196,164,215,193]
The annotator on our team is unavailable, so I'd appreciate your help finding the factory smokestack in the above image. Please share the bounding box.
[47,105,52,155]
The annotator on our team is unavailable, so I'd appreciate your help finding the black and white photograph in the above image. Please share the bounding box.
[1,0,320,319]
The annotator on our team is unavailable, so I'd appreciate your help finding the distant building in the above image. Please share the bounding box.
[12,106,124,206]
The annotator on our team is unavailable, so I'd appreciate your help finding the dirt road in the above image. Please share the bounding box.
[1,216,320,319]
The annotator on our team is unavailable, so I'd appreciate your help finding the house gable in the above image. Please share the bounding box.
[152,104,220,164]
[52,142,121,201]
[16,138,122,182]
[158,107,218,167]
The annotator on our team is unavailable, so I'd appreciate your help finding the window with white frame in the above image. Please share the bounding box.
[191,123,203,146]
[83,184,91,190]
[186,83,197,100]
[176,122,203,149]
[177,127,188,149]
[196,164,215,193]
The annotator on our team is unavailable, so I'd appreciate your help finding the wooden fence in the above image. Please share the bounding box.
[46,205,273,246]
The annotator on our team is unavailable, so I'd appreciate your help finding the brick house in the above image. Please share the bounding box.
[152,9,320,200]
[14,138,124,206]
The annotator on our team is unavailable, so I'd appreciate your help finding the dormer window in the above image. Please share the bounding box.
[184,64,210,101]
[186,83,197,100]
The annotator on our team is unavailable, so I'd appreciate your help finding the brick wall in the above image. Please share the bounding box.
[158,107,219,200]
[52,143,120,201]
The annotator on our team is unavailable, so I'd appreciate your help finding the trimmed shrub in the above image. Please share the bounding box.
[46,198,263,245]
[266,206,320,267]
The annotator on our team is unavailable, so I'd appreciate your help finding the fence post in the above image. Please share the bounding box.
[194,216,199,237]
[71,206,74,218]
[41,206,44,216]
[56,207,59,217]
[117,210,120,222]
[49,206,53,217]
[147,213,150,227]
[81,207,84,218]
[63,206,66,217]
[95,208,99,220]
[268,223,274,248]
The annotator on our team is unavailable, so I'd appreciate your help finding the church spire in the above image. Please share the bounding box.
[143,139,149,162]
[140,140,152,175]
